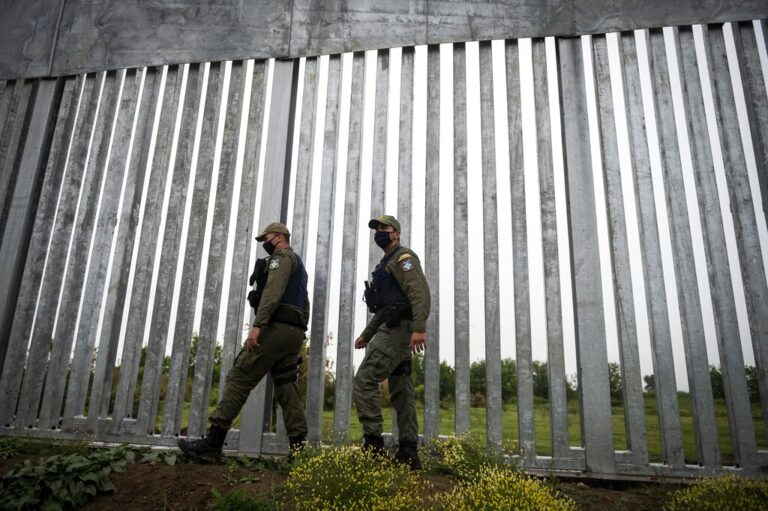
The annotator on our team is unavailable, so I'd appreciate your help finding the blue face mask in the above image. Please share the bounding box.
[374,231,392,249]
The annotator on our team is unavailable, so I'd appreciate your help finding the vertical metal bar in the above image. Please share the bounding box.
[137,63,201,435]
[220,61,268,402]
[533,39,570,459]
[592,35,648,461]
[0,79,35,377]
[423,44,440,440]
[667,26,724,467]
[725,22,768,435]
[109,66,171,433]
[291,58,318,259]
[398,47,415,246]
[700,24,759,468]
[508,39,534,463]
[558,36,615,474]
[306,55,341,443]
[161,63,221,436]
[0,80,34,242]
[75,68,154,431]
[369,49,389,273]
[189,62,240,438]
[0,78,64,424]
[63,70,139,426]
[40,70,129,430]
[0,76,78,427]
[479,41,503,451]
[621,31,677,467]
[16,73,113,430]
[334,52,365,443]
[637,29,687,467]
[239,59,299,454]
[453,42,470,436]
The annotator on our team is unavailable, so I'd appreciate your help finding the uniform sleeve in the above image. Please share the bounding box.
[390,252,431,333]
[254,250,295,327]
[359,310,385,342]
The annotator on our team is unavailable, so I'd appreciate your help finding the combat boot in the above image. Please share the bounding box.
[362,433,386,456]
[178,425,227,461]
[394,441,422,470]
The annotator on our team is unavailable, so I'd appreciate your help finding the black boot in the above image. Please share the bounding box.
[178,425,227,461]
[395,441,422,470]
[362,434,386,455]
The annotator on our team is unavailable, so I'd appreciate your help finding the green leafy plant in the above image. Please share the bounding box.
[665,475,768,511]
[0,447,133,510]
[222,458,261,487]
[431,465,578,511]
[137,448,178,466]
[285,445,426,510]
[0,438,18,460]
[210,489,278,511]
[420,433,508,479]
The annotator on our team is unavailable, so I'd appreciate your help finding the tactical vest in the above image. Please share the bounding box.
[248,252,309,330]
[370,247,410,310]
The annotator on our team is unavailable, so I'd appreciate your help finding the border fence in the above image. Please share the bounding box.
[1,19,767,479]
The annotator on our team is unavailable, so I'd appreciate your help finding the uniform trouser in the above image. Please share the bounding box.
[353,322,418,445]
[209,321,308,439]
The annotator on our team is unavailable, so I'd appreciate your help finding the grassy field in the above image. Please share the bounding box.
[317,395,767,465]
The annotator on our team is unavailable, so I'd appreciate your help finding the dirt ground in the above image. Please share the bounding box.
[1,453,672,510]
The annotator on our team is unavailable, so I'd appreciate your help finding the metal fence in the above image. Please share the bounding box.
[0,20,767,479]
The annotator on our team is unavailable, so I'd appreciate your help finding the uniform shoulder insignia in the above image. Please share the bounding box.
[401,259,413,271]
[397,253,413,262]
[269,258,280,270]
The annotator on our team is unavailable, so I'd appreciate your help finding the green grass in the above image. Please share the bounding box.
[320,395,767,465]
[164,385,766,465]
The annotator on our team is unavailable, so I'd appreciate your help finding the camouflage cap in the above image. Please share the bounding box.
[255,222,290,241]
[368,214,401,232]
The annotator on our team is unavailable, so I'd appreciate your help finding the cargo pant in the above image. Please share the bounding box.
[209,321,308,439]
[353,321,418,445]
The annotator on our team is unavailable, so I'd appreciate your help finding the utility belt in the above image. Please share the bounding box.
[378,302,413,329]
[247,291,307,331]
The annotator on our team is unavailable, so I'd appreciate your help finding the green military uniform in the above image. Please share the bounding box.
[210,246,309,439]
[354,241,431,448]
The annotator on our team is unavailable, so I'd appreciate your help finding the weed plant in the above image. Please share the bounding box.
[665,475,768,511]
[420,432,508,479]
[431,465,578,511]
[210,489,279,511]
[285,445,426,510]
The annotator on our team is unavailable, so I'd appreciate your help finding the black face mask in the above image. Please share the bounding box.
[263,236,277,255]
[374,231,392,249]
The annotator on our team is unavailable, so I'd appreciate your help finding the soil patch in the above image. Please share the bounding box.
[82,462,287,511]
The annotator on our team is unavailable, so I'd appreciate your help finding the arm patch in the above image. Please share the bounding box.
[397,253,413,262]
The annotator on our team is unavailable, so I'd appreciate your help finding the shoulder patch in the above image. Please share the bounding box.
[269,258,280,270]
[397,253,413,262]
[401,259,413,271]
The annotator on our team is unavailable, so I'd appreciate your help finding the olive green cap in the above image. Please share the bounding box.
[368,214,401,232]
[255,222,290,241]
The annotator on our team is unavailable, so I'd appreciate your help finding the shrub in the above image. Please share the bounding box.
[0,447,132,510]
[421,433,507,479]
[285,446,425,510]
[0,438,18,460]
[431,465,578,511]
[665,475,768,511]
[210,489,278,511]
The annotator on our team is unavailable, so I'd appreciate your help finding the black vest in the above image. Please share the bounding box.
[371,247,410,309]
[280,254,309,311]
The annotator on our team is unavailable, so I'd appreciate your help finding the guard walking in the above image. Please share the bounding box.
[353,215,431,469]
[179,222,310,459]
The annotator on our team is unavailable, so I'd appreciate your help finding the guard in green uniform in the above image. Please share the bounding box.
[179,222,310,459]
[354,215,431,469]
